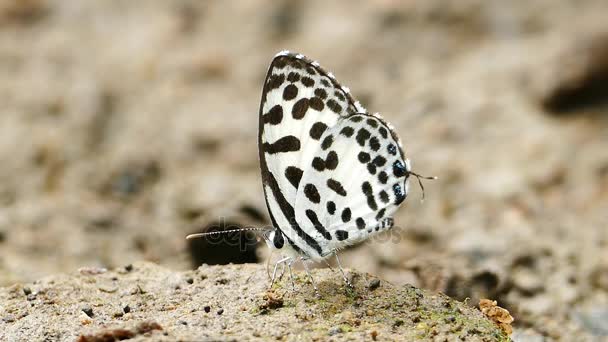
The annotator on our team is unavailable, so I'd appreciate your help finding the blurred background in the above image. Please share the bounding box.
[0,0,607,339]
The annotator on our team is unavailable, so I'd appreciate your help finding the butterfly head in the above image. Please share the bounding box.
[262,229,285,251]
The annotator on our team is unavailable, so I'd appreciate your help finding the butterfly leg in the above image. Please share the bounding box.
[300,257,320,297]
[287,259,297,291]
[269,256,291,289]
[334,251,354,289]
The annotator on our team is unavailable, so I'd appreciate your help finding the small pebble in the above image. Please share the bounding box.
[26,294,36,301]
[217,308,224,315]
[2,316,15,323]
[125,264,133,272]
[23,287,32,296]
[186,277,194,284]
[328,326,343,336]
[368,279,381,291]
[204,306,211,313]
[123,305,131,313]
[179,320,188,326]
[82,306,94,318]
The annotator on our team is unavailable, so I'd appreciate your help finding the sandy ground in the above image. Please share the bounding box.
[0,0,607,340]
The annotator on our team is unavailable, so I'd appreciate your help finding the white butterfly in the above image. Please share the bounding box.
[257,51,434,292]
[188,51,434,294]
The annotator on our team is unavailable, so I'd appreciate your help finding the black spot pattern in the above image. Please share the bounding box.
[306,66,316,75]
[309,97,325,111]
[327,178,347,196]
[335,230,349,241]
[358,152,371,163]
[325,151,338,170]
[327,99,342,113]
[287,72,300,82]
[305,209,332,240]
[327,201,336,215]
[350,116,363,123]
[274,58,287,69]
[387,144,397,155]
[263,105,283,125]
[304,184,321,203]
[321,78,330,87]
[285,166,303,189]
[369,137,380,151]
[309,122,328,140]
[367,163,377,175]
[321,135,333,150]
[375,208,386,220]
[379,127,388,139]
[366,119,378,128]
[340,126,354,137]
[393,183,406,204]
[356,217,365,229]
[379,190,389,203]
[356,128,371,146]
[362,181,378,210]
[312,157,325,171]
[292,98,309,119]
[373,155,387,167]
[283,84,298,100]
[393,160,407,177]
[314,88,328,99]
[341,208,351,223]
[378,171,388,184]
[334,91,345,101]
[267,74,285,90]
[264,136,300,154]
[301,77,315,87]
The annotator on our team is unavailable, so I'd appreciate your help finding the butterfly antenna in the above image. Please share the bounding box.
[409,171,437,202]
[186,227,268,240]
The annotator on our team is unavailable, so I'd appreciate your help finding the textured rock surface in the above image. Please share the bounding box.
[0,262,508,341]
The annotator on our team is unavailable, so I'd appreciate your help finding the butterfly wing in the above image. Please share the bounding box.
[258,51,365,258]
[294,113,411,257]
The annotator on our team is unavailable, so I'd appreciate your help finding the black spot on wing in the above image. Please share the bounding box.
[267,74,285,91]
[387,144,397,156]
[375,208,386,220]
[340,126,354,137]
[263,136,300,154]
[301,76,315,87]
[304,183,321,204]
[341,208,351,223]
[283,84,298,100]
[393,160,407,177]
[284,166,303,189]
[369,137,380,151]
[358,151,371,163]
[327,201,336,215]
[305,209,332,240]
[378,171,388,184]
[362,181,378,210]
[287,72,300,82]
[373,155,387,167]
[312,157,325,171]
[327,99,342,113]
[367,163,377,175]
[356,128,371,146]
[263,105,283,125]
[366,118,378,128]
[325,151,338,170]
[327,178,347,196]
[314,88,328,99]
[309,97,324,111]
[335,230,349,241]
[292,98,309,119]
[349,115,363,123]
[379,127,388,139]
[393,183,406,205]
[321,135,333,150]
[356,217,365,229]
[379,190,389,203]
[310,122,328,140]
[334,91,345,102]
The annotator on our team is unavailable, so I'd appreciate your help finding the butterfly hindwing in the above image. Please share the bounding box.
[295,114,410,255]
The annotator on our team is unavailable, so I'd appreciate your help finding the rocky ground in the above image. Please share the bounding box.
[0,262,509,341]
[0,0,607,341]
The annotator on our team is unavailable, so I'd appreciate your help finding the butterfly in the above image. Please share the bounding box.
[257,51,434,292]
[188,51,434,294]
